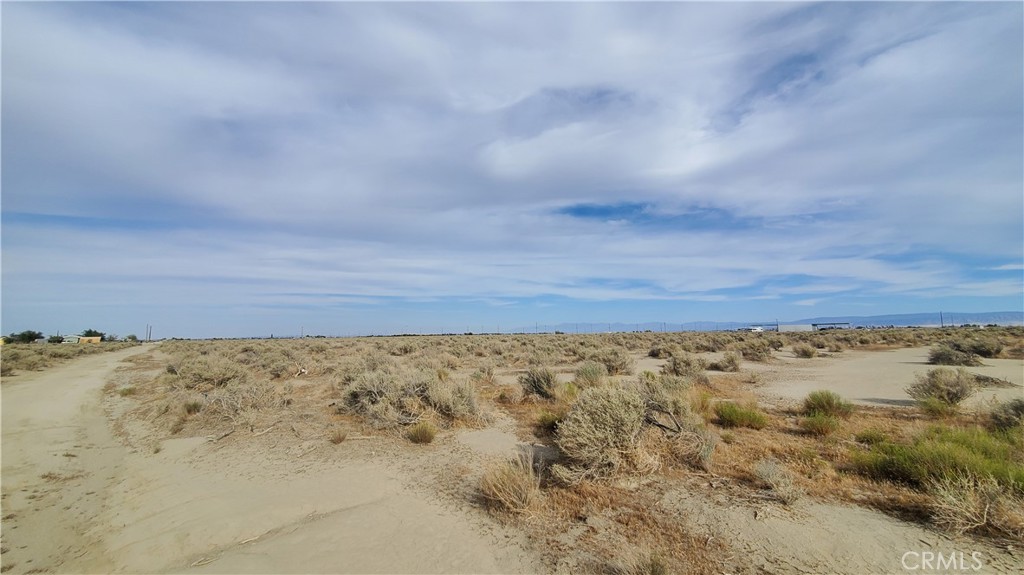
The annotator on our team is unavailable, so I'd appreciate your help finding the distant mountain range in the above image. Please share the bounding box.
[507,311,1023,334]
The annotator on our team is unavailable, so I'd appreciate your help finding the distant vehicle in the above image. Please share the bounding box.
[751,326,764,333]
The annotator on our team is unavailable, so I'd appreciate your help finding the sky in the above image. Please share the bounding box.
[2,1,1022,339]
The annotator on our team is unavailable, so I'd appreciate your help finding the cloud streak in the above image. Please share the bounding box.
[2,2,1021,337]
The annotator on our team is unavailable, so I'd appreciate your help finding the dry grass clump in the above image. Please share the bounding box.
[928,343,983,366]
[479,451,540,514]
[606,548,670,575]
[707,351,740,372]
[0,341,139,375]
[169,355,248,389]
[754,458,803,504]
[791,343,817,358]
[906,368,976,415]
[735,340,773,362]
[405,420,437,444]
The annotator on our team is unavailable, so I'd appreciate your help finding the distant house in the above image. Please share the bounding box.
[62,336,81,344]
[779,324,814,333]
[78,336,102,344]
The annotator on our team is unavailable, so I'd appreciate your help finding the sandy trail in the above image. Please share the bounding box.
[1,347,540,574]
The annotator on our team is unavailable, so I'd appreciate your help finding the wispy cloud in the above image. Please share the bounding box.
[2,2,1021,337]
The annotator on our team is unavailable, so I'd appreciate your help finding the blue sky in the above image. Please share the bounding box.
[2,2,1022,339]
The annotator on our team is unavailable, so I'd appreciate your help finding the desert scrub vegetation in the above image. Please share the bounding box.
[661,352,707,377]
[906,368,977,416]
[791,343,817,358]
[928,343,983,366]
[0,341,139,375]
[405,420,437,444]
[990,398,1024,431]
[802,390,854,418]
[519,367,558,399]
[754,458,803,504]
[927,471,1024,539]
[344,367,480,429]
[706,351,741,372]
[551,386,649,483]
[799,413,841,436]
[479,451,540,514]
[591,347,635,376]
[573,360,607,387]
[850,425,1024,493]
[714,401,768,430]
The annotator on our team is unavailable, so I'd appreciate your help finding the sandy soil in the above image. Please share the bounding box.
[2,343,1021,574]
[747,346,1023,408]
[0,347,539,574]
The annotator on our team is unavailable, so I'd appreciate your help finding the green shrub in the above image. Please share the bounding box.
[519,367,558,398]
[802,390,853,418]
[906,368,976,411]
[574,360,608,387]
[990,398,1024,431]
[792,343,817,358]
[406,420,437,444]
[714,402,767,430]
[928,344,982,366]
[800,413,841,436]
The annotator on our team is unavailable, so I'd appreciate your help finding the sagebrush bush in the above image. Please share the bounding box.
[714,402,767,430]
[574,360,608,387]
[990,398,1024,431]
[707,351,740,372]
[736,340,772,362]
[906,368,977,409]
[346,369,478,428]
[553,386,647,482]
[593,347,635,376]
[479,452,540,514]
[519,367,558,399]
[928,344,982,366]
[803,390,854,418]
[662,353,707,377]
[800,413,841,436]
[792,343,817,358]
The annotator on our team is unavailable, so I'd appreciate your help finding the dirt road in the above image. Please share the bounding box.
[1,347,540,574]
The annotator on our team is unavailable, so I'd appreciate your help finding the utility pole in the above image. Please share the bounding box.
[940,311,944,328]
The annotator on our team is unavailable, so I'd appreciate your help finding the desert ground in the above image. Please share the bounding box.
[1,328,1022,574]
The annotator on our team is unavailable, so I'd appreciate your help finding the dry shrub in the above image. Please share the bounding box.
[593,347,636,376]
[754,458,803,504]
[928,472,1024,539]
[736,340,772,362]
[707,351,741,372]
[606,547,669,575]
[990,398,1024,431]
[574,360,608,387]
[552,386,647,483]
[661,353,706,377]
[496,384,524,405]
[928,343,983,366]
[519,367,558,399]
[329,428,348,444]
[170,355,248,389]
[792,343,817,358]
[479,451,540,514]
[346,368,479,428]
[665,427,717,471]
[907,368,977,410]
